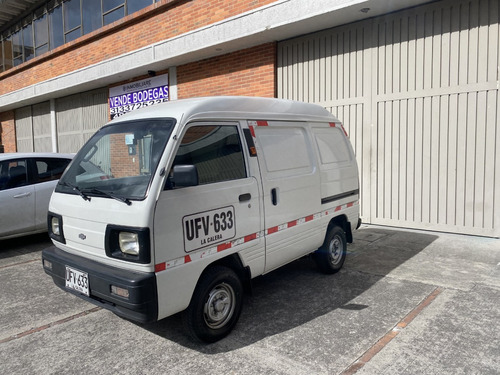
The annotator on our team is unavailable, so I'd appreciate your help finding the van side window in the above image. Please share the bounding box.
[172,125,246,186]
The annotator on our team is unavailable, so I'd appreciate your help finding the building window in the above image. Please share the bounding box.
[103,1,125,26]
[11,31,23,66]
[34,13,49,56]
[127,0,151,14]
[0,0,160,72]
[0,41,3,71]
[83,0,102,34]
[49,5,64,50]
[23,24,34,62]
[63,0,82,43]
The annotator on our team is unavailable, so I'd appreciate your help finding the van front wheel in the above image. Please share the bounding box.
[183,266,243,343]
[314,226,347,274]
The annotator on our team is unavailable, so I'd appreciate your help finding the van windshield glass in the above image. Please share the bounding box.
[56,119,174,200]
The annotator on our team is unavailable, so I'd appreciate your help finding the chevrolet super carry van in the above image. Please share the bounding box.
[42,96,360,342]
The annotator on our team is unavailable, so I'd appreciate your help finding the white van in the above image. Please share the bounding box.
[42,96,360,342]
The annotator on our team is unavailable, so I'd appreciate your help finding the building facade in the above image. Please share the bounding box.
[0,0,499,237]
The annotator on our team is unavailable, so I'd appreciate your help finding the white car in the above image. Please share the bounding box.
[0,152,73,240]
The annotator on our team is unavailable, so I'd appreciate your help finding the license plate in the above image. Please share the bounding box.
[65,266,89,296]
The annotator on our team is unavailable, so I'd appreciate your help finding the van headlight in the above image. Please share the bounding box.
[119,232,140,255]
[48,212,66,244]
[105,226,150,264]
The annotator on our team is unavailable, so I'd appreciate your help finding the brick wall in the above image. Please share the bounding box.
[0,111,16,153]
[0,0,277,97]
[178,43,276,98]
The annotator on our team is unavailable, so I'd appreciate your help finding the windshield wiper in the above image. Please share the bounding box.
[60,182,91,202]
[83,188,132,206]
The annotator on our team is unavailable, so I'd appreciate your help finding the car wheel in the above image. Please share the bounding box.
[314,225,347,274]
[183,265,243,343]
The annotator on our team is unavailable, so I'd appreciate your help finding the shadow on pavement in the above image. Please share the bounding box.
[142,226,438,352]
[0,233,52,259]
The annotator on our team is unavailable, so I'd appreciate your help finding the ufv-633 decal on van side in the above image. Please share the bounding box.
[182,206,236,252]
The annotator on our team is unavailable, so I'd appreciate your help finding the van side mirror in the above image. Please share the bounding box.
[170,165,199,188]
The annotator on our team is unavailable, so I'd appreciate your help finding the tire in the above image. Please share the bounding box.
[314,225,347,274]
[183,265,243,343]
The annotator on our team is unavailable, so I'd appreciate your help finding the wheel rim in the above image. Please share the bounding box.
[328,234,344,265]
[203,283,235,329]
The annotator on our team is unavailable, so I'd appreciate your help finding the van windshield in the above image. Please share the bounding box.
[56,119,175,201]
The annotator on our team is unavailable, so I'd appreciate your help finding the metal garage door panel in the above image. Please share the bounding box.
[32,102,51,152]
[278,22,371,221]
[373,0,499,237]
[56,88,108,153]
[278,0,500,237]
[15,106,33,152]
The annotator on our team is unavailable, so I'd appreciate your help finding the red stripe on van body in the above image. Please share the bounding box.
[217,243,232,252]
[268,226,279,235]
[245,233,257,242]
[249,126,256,138]
[155,263,166,273]
[257,120,268,126]
[159,200,357,272]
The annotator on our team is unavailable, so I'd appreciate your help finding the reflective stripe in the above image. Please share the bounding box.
[154,200,358,273]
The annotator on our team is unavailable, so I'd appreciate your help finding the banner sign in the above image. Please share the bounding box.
[109,74,169,119]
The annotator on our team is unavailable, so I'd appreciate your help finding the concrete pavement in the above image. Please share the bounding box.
[0,226,499,374]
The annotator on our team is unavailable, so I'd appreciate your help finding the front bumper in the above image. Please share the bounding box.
[42,245,158,323]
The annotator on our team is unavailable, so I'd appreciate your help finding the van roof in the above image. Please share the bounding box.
[111,96,337,124]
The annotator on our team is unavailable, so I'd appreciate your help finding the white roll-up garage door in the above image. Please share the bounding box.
[15,88,108,154]
[56,88,108,153]
[278,0,499,237]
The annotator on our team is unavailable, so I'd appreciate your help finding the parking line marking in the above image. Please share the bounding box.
[0,307,101,344]
[0,258,39,270]
[340,287,443,375]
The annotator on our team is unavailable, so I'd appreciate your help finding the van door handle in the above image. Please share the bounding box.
[271,188,278,206]
[14,192,31,198]
[239,193,251,202]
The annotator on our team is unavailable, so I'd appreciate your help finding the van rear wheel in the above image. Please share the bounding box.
[183,266,243,343]
[314,226,347,274]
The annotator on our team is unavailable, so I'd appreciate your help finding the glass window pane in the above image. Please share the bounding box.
[11,31,22,65]
[34,14,49,49]
[36,158,71,181]
[5,160,28,189]
[12,31,22,57]
[0,41,3,71]
[23,24,34,62]
[173,126,246,186]
[64,0,81,32]
[3,37,13,70]
[35,44,49,56]
[49,5,64,49]
[103,0,123,13]
[65,28,81,43]
[103,7,124,26]
[82,0,102,34]
[13,56,23,66]
[127,0,151,15]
